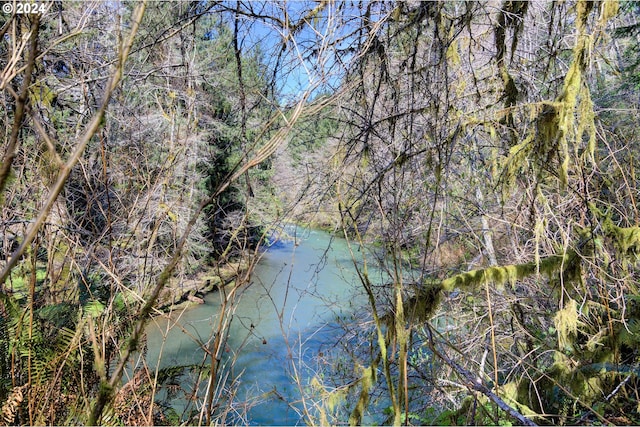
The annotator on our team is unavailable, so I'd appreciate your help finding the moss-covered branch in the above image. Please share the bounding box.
[396,249,581,328]
[441,251,575,292]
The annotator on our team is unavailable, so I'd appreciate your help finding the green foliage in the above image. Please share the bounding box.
[36,303,77,330]
[288,113,339,163]
[83,300,105,318]
[6,266,47,300]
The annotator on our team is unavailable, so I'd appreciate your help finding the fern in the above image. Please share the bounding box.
[1,384,26,426]
[0,313,10,401]
[617,319,640,348]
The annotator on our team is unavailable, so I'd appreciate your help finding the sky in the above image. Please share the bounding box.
[229,1,371,103]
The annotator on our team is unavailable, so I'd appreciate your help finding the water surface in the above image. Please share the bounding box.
[146,225,367,424]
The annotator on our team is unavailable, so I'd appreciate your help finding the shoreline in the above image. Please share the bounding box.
[155,257,252,312]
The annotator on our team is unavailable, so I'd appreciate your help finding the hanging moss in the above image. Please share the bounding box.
[603,218,640,258]
[400,280,443,325]
[500,134,534,199]
[536,102,561,153]
[554,299,581,351]
[599,0,619,24]
[576,0,594,33]
[497,0,611,190]
[348,364,377,426]
[309,375,347,425]
[493,0,529,145]
[577,85,597,163]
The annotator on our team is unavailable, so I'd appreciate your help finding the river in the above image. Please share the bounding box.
[145,225,372,424]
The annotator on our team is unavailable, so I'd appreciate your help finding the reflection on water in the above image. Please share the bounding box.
[145,225,367,425]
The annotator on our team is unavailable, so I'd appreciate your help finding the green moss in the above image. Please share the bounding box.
[496,0,603,191]
[348,364,376,426]
[577,85,597,163]
[499,382,539,419]
[441,260,551,292]
[601,0,620,22]
[396,251,582,342]
[402,282,442,325]
[604,219,640,257]
[29,80,57,109]
[554,299,580,351]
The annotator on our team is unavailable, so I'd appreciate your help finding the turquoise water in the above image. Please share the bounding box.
[145,226,370,424]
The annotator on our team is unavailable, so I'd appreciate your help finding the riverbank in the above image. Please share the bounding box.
[156,257,252,312]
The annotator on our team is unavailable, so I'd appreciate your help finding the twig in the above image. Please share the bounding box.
[0,15,40,194]
[0,2,145,289]
[426,327,538,426]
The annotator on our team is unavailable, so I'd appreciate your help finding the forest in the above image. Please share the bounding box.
[1,0,639,425]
